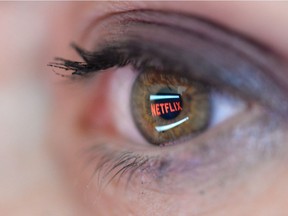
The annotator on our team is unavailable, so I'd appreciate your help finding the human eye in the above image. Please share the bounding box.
[49,8,288,211]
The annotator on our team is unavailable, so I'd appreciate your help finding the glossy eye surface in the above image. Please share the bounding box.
[130,67,248,146]
[131,69,211,145]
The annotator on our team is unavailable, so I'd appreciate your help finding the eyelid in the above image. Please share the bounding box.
[84,9,280,62]
[48,9,288,116]
[67,11,288,117]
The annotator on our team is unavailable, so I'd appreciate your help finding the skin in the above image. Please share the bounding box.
[1,2,288,216]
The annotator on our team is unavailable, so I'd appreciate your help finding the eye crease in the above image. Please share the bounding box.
[48,9,288,195]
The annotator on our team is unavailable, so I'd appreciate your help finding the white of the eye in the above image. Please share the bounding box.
[209,91,246,127]
[108,66,148,144]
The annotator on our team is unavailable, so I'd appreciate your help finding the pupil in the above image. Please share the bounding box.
[150,88,183,120]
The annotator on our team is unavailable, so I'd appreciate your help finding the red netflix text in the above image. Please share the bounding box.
[151,102,182,117]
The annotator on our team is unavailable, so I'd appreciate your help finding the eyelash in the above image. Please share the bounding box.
[48,39,286,118]
[85,146,151,188]
[48,42,175,77]
[48,10,288,190]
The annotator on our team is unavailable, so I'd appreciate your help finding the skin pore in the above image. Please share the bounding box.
[1,2,288,216]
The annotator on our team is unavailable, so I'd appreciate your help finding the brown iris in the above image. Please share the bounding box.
[131,70,211,146]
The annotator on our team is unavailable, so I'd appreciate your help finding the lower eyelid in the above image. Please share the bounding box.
[80,108,287,216]
[83,109,283,200]
[81,71,287,206]
[127,109,285,191]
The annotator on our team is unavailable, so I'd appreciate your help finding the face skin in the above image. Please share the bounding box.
[1,2,288,216]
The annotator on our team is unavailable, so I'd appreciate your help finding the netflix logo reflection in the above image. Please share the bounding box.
[150,94,189,132]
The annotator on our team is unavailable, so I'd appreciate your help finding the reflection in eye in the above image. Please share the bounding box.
[131,69,245,145]
[48,10,288,193]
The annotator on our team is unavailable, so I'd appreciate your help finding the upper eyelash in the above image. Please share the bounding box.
[48,6,275,78]
[48,38,288,115]
[48,9,283,88]
[47,41,167,77]
[48,8,288,100]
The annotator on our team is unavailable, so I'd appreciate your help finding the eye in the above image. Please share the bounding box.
[130,69,245,146]
[48,9,288,194]
[131,69,210,146]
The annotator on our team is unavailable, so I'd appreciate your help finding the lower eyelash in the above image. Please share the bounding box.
[85,145,152,189]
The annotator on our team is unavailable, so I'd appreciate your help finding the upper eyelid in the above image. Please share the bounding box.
[49,9,288,116]
[80,11,287,105]
[83,9,288,93]
[83,9,279,59]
